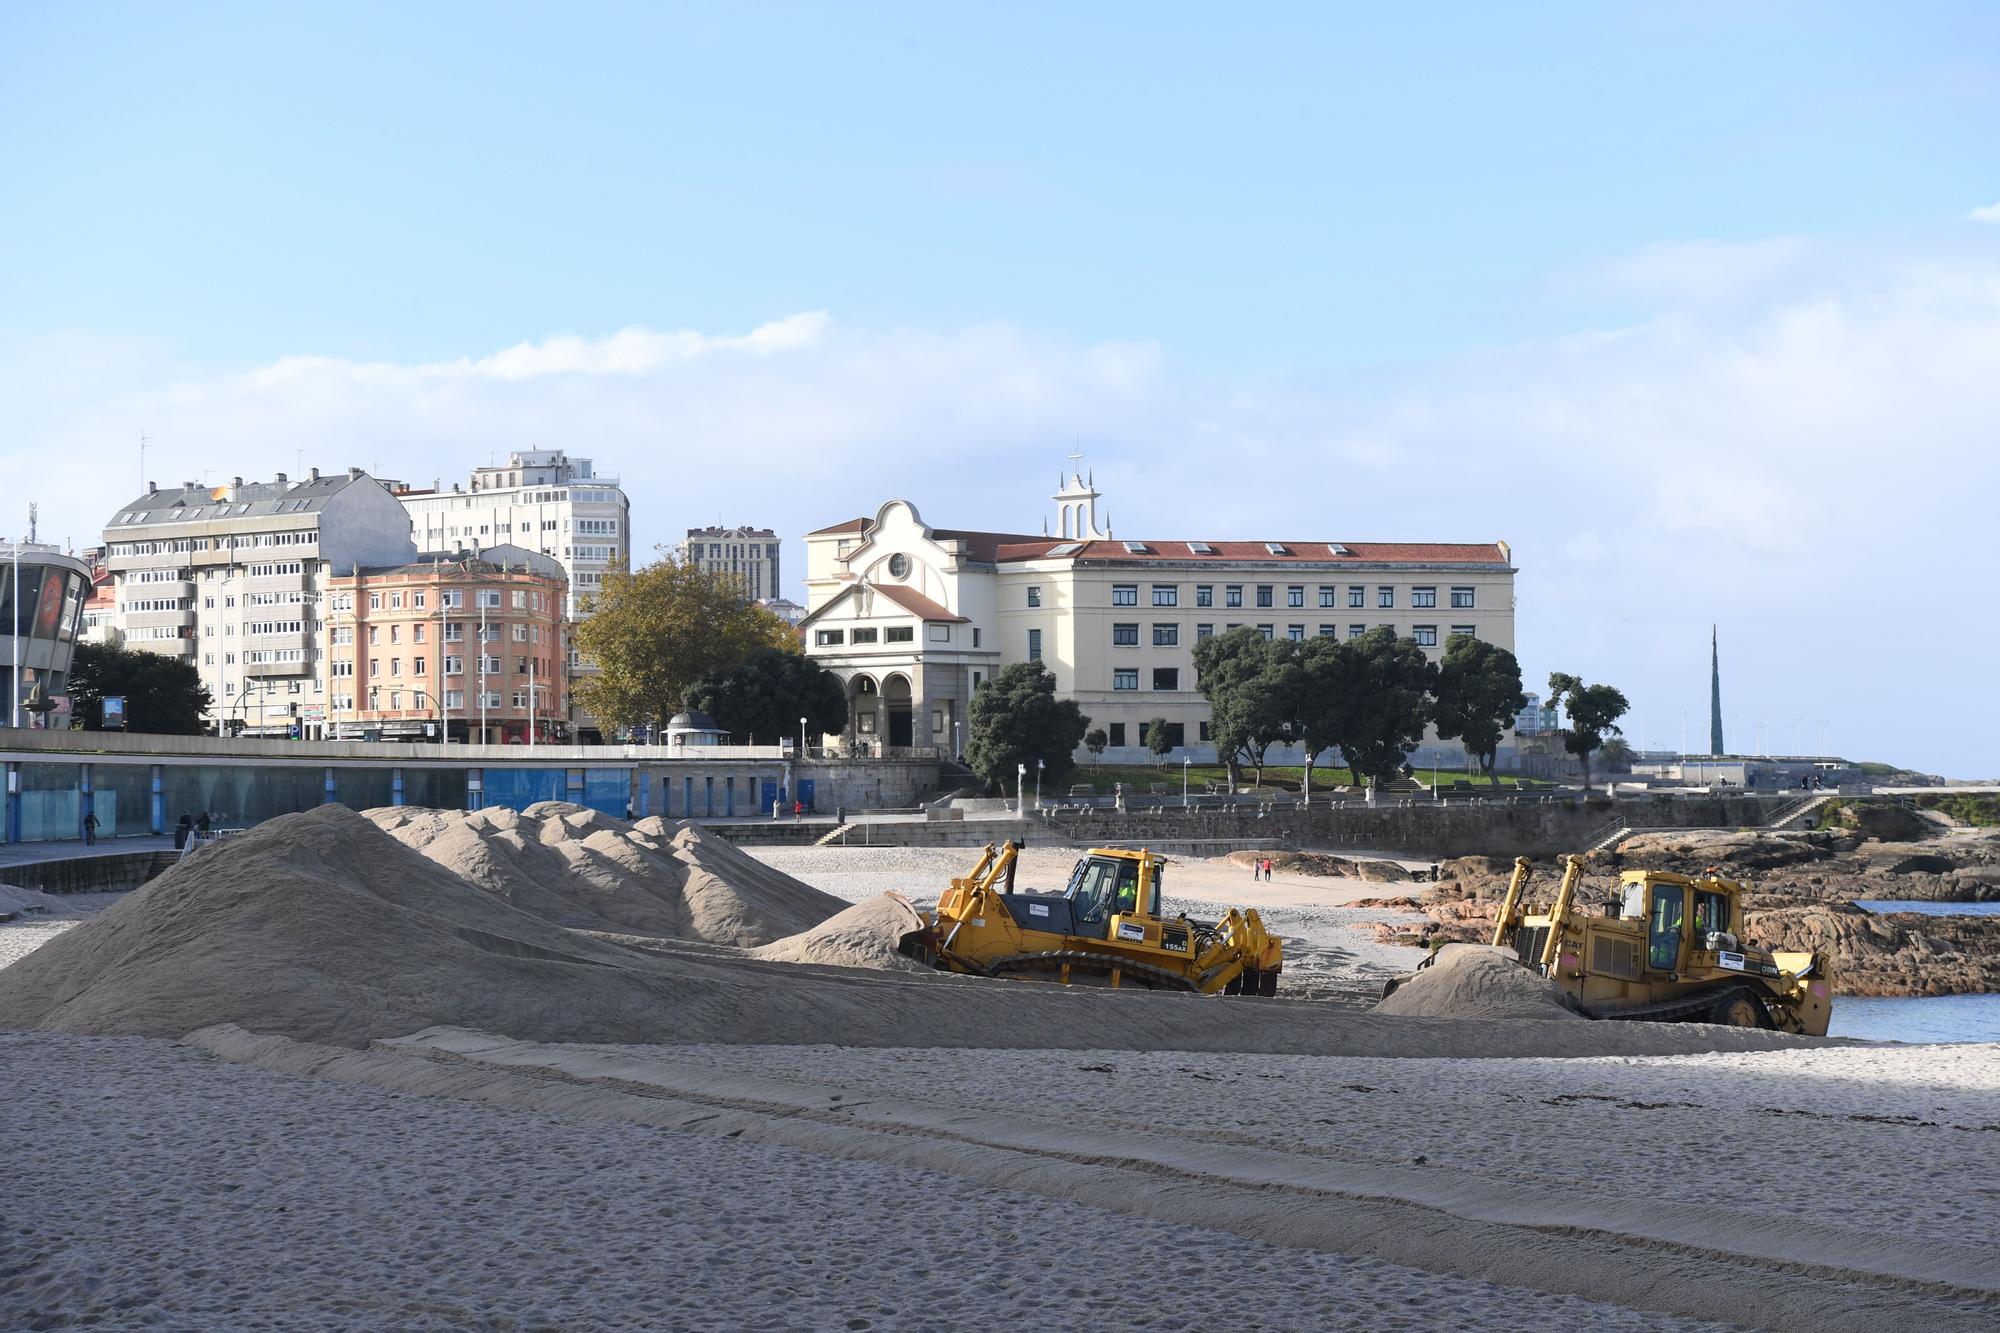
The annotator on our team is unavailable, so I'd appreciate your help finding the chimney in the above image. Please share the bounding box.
[348,466,362,480]
[275,472,288,486]
[147,481,158,495]
[308,467,321,482]
[228,477,243,500]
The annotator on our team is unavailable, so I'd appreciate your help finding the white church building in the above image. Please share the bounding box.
[800,471,1518,765]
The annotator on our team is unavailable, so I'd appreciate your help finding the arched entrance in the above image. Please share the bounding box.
[883,673,914,748]
[847,674,879,753]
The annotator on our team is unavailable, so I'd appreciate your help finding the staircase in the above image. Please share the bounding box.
[1765,792,1836,831]
[1581,821,1632,855]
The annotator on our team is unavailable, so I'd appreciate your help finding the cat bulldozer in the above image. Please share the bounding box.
[903,842,1283,995]
[1468,855,1833,1034]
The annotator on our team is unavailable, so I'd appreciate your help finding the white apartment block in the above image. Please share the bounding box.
[102,468,417,737]
[684,526,781,601]
[800,472,1517,764]
[394,449,630,740]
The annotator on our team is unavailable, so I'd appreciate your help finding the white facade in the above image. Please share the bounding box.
[394,450,630,739]
[801,476,1518,764]
[684,526,781,601]
[101,468,417,736]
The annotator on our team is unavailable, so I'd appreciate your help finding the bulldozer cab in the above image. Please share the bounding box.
[1061,851,1159,939]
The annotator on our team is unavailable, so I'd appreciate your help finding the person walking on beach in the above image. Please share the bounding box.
[174,813,192,851]
[83,811,98,846]
[1417,924,1443,969]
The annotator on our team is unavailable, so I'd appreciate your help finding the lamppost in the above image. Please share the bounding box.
[1016,761,1026,815]
[1035,757,1043,812]
[953,720,962,761]
[1182,755,1191,808]
[799,715,808,757]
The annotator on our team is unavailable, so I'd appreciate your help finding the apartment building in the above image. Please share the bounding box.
[101,469,416,737]
[394,449,628,739]
[323,546,566,743]
[684,525,781,600]
[800,472,1517,763]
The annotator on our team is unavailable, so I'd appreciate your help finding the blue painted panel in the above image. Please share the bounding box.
[582,769,632,818]
[481,767,567,811]
[797,779,816,812]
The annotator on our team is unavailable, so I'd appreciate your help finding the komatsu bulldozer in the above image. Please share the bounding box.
[903,842,1283,995]
[1466,855,1833,1034]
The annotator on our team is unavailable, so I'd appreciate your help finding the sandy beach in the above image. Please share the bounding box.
[3,813,1996,1330]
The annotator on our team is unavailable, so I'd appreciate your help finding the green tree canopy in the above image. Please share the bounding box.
[1281,635,1350,779]
[1193,627,1296,786]
[1083,726,1108,769]
[965,662,1088,794]
[65,641,213,735]
[571,554,797,733]
[1145,714,1175,764]
[1547,672,1630,791]
[1433,636,1527,789]
[1333,628,1440,790]
[682,647,848,747]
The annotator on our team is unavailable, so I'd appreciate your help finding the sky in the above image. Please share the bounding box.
[4,2,1997,774]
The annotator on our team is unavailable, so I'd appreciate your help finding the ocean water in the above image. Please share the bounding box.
[1828,993,2000,1044]
[1855,900,2000,917]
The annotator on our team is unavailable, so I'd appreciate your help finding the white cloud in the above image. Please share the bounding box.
[4,244,1996,774]
[1969,201,2000,224]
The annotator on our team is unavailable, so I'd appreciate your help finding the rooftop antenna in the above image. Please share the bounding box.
[28,502,37,544]
[139,429,149,492]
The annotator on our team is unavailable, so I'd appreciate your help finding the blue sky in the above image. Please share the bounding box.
[4,3,1998,772]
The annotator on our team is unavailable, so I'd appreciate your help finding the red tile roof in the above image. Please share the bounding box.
[928,528,1049,563]
[872,583,968,622]
[991,539,1511,566]
[807,517,869,536]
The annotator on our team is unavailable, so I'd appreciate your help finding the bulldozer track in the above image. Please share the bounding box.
[981,948,1200,992]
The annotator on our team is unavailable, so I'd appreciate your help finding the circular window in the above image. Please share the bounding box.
[887,553,911,580]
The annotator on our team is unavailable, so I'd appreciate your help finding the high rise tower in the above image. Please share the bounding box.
[1709,625,1726,755]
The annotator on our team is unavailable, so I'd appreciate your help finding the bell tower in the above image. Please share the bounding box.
[1051,453,1111,541]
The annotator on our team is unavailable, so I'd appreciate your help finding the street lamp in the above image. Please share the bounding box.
[1016,761,1026,815]
[1182,755,1191,808]
[1035,757,1044,812]
[799,715,808,757]
[953,719,962,761]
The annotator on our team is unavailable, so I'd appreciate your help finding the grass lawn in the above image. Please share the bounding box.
[1055,763,1539,796]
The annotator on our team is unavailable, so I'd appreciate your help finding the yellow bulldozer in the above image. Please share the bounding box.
[902,842,1283,995]
[1471,854,1833,1034]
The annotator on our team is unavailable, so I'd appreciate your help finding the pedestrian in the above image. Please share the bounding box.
[624,803,634,821]
[174,813,192,851]
[793,799,803,821]
[1417,923,1443,970]
[196,811,212,839]
[83,811,99,846]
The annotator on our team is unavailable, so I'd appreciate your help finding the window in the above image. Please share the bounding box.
[1199,721,1210,742]
[1349,624,1367,638]
[331,661,354,677]
[413,656,426,675]
[850,627,878,644]
[477,590,502,609]
[1287,586,1304,608]
[815,629,845,646]
[369,593,381,610]
[1318,624,1336,638]
[1027,586,1041,608]
[1348,586,1365,607]
[1113,669,1139,690]
[1287,624,1305,641]
[1255,585,1273,608]
[389,592,403,610]
[1318,586,1335,607]
[414,625,427,644]
[1028,628,1042,660]
[1257,624,1274,640]
[1195,585,1213,607]
[1152,624,1178,646]
[444,656,463,676]
[1152,668,1179,690]
[1378,586,1395,608]
[1112,585,1138,606]
[1112,623,1140,646]
[1413,625,1438,647]
[1225,585,1243,608]
[1151,585,1177,607]
[1451,624,1477,640]
[441,590,463,609]
[412,592,426,609]
[389,625,401,644]
[512,590,528,610]
[885,626,914,643]
[927,624,950,642]
[1108,722,1126,747]
[1196,623,1214,640]
[1412,587,1437,608]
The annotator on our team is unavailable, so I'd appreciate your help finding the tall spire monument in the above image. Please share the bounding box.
[1709,626,1726,756]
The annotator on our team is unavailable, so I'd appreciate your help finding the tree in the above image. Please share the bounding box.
[571,554,798,734]
[1144,715,1174,766]
[1194,628,1293,788]
[1432,636,1527,790]
[1083,727,1108,770]
[1598,737,1636,773]
[965,662,1088,795]
[1547,672,1630,792]
[682,648,847,747]
[65,642,213,735]
[1283,636,1351,790]
[1333,629,1439,791]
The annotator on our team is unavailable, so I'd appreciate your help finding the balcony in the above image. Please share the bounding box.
[124,607,197,629]
[244,658,311,678]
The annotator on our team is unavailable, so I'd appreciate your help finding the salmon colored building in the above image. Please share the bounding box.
[324,544,567,744]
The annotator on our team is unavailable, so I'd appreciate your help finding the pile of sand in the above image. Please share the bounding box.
[366,803,842,947]
[0,883,78,922]
[3,806,1798,1058]
[749,894,931,973]
[1371,945,1582,1021]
